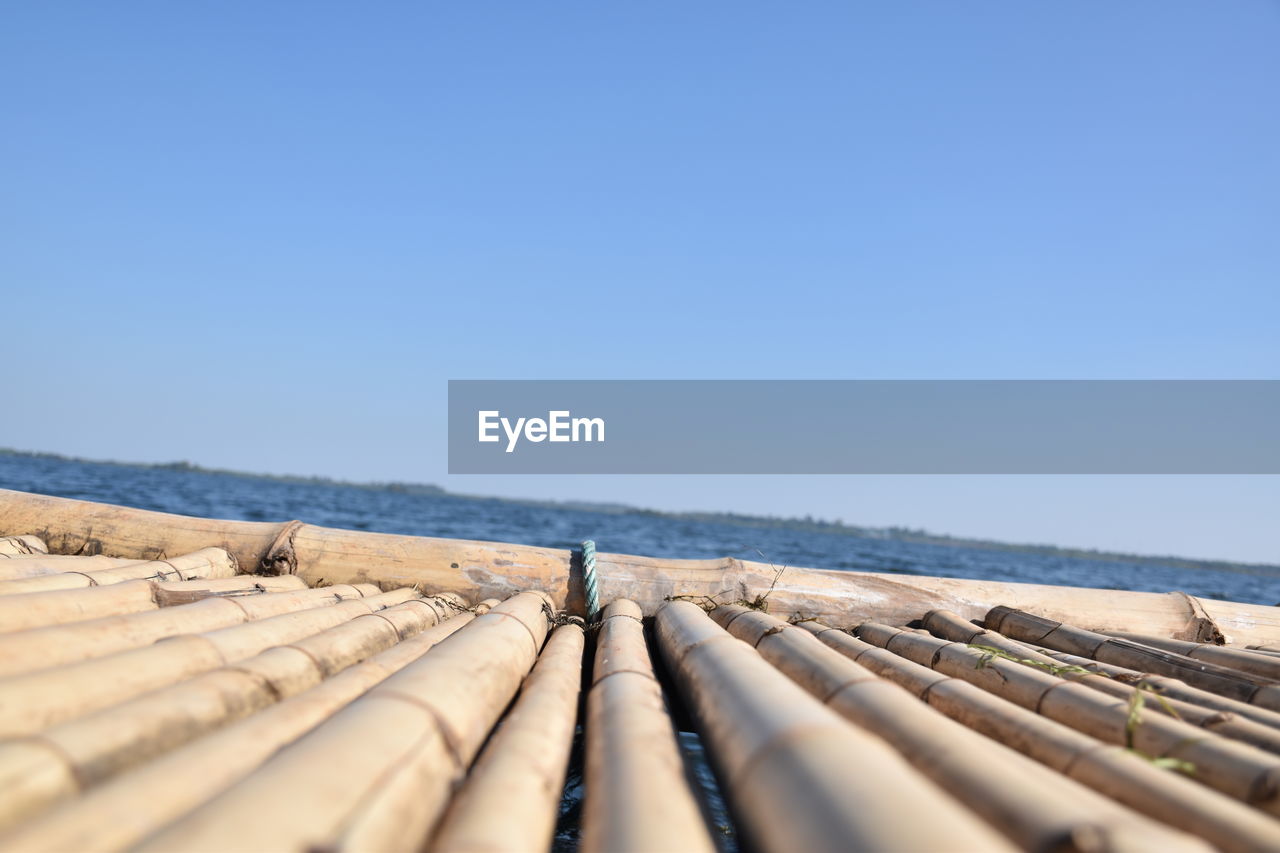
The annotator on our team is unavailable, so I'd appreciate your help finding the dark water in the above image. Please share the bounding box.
[2,453,1275,605]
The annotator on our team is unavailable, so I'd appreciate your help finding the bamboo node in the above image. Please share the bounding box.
[259,520,304,575]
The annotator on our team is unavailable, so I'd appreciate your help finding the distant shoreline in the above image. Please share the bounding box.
[2,447,1276,577]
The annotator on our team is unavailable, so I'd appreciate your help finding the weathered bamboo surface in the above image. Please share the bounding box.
[3,488,1277,644]
[922,609,1280,754]
[0,534,47,556]
[0,547,236,595]
[988,607,1280,712]
[2,490,1280,852]
[799,620,1280,853]
[1106,631,1280,682]
[0,554,143,580]
[0,588,418,737]
[657,599,1016,852]
[855,621,1280,815]
[0,594,463,832]
[0,583,387,676]
[583,600,714,853]
[0,574,308,633]
[712,604,1208,852]
[0,613,476,852]
[433,623,585,853]
[138,592,553,852]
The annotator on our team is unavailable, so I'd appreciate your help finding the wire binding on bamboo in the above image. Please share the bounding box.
[0,548,238,596]
[855,621,1280,815]
[796,620,1280,853]
[986,607,1280,713]
[0,555,144,581]
[655,600,1016,853]
[0,575,311,634]
[0,612,476,853]
[0,594,464,832]
[920,609,1280,736]
[0,535,47,557]
[0,588,418,737]
[922,610,1280,755]
[432,623,585,853]
[0,583,387,677]
[712,605,1209,852]
[151,574,310,606]
[582,600,715,853]
[135,592,553,852]
[1105,631,1280,683]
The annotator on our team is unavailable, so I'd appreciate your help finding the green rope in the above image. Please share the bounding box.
[581,539,600,621]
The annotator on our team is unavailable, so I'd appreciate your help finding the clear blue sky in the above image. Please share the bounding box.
[3,3,1277,562]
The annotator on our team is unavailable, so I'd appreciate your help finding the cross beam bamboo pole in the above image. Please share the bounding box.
[581,600,715,853]
[798,621,1280,853]
[0,583,387,676]
[987,607,1280,712]
[655,600,1014,853]
[1105,632,1280,683]
[923,609,1280,753]
[856,621,1280,814]
[5,488,1279,644]
[136,592,553,853]
[432,623,585,853]
[0,612,475,853]
[0,555,143,581]
[0,594,463,832]
[0,535,46,557]
[0,588,418,737]
[714,605,1210,852]
[0,547,237,595]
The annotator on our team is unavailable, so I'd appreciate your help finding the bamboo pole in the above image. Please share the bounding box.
[923,609,1280,752]
[0,535,46,556]
[432,623,585,853]
[710,605,1208,852]
[655,600,1015,853]
[797,620,1280,853]
[856,621,1280,814]
[136,592,553,852]
[581,600,715,853]
[0,555,143,580]
[4,488,1278,644]
[1106,631,1280,682]
[0,594,463,832]
[0,612,475,853]
[0,547,237,595]
[0,588,418,737]
[0,575,311,634]
[987,607,1280,712]
[0,583,388,677]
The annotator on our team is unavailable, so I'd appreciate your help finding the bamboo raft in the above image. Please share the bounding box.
[0,488,1278,852]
